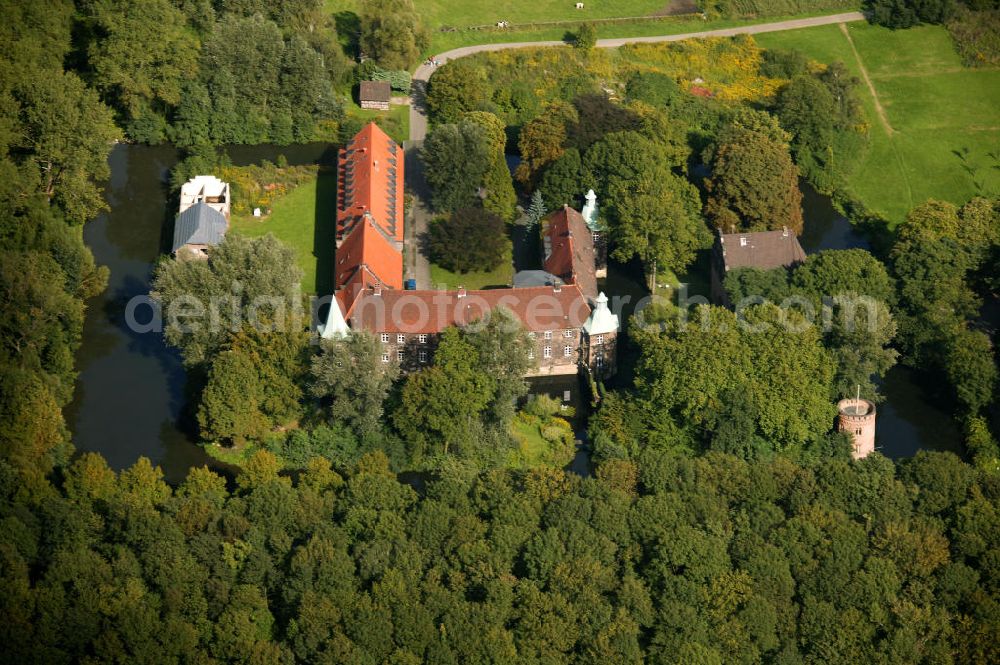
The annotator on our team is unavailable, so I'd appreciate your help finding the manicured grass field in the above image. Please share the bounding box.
[755,23,1000,224]
[429,250,514,290]
[229,169,338,295]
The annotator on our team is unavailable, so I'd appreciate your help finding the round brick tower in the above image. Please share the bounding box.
[837,397,876,459]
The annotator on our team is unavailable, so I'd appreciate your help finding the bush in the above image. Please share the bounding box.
[270,424,360,468]
[948,7,1000,66]
[575,23,597,49]
[524,394,562,418]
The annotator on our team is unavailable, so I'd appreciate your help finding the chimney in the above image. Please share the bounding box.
[457,286,466,298]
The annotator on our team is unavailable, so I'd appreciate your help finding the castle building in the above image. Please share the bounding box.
[322,124,618,377]
[836,397,877,459]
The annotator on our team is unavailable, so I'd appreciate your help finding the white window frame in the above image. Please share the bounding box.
[595,334,604,345]
[563,329,574,338]
[418,334,427,343]
[563,345,573,357]
[418,350,428,363]
[397,350,404,362]
[380,333,390,343]
[381,353,389,363]
[543,331,552,340]
[543,346,552,359]
[397,334,405,344]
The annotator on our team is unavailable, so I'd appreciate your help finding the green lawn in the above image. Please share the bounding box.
[429,250,514,290]
[755,23,1000,224]
[229,169,338,295]
[327,0,860,55]
[342,97,410,144]
[327,0,678,30]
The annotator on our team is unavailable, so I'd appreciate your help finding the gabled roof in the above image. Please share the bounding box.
[717,228,807,272]
[172,202,227,253]
[543,206,598,301]
[337,122,404,243]
[346,284,592,334]
[359,80,391,103]
[335,216,404,294]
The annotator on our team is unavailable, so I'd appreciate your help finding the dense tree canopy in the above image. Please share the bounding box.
[428,207,510,274]
[310,332,400,438]
[151,234,304,367]
[704,110,804,234]
[4,442,1000,662]
[359,0,429,70]
[421,120,492,213]
[614,304,837,457]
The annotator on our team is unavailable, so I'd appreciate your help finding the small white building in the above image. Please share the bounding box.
[179,175,230,219]
[173,176,231,259]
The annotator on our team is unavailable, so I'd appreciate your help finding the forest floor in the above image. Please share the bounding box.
[756,22,1000,224]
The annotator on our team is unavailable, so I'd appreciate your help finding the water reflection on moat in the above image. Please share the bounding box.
[65,148,964,485]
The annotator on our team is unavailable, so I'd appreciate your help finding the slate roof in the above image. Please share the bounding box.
[513,270,565,289]
[716,229,806,272]
[359,80,391,103]
[172,202,227,253]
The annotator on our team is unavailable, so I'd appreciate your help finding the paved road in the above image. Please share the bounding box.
[403,11,866,284]
[409,11,866,142]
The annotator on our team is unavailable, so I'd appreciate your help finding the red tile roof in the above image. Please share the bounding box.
[337,122,404,244]
[542,206,598,301]
[335,216,404,292]
[346,284,591,334]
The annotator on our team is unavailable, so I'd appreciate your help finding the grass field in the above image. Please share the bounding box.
[342,98,410,144]
[327,0,677,30]
[755,23,1000,224]
[326,1,860,54]
[429,250,514,290]
[229,169,338,295]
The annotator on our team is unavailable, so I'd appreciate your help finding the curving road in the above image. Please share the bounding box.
[408,11,866,142]
[402,11,866,287]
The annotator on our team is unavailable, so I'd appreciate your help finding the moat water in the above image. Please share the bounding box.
[65,147,962,483]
